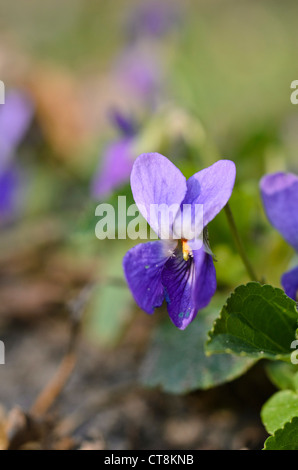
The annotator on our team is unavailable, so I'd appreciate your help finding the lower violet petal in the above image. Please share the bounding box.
[193,247,217,311]
[123,241,171,314]
[161,247,197,330]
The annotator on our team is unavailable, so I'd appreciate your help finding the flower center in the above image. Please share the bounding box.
[181,238,192,261]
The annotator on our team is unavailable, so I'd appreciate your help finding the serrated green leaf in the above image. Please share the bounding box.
[261,390,298,435]
[265,361,298,392]
[140,303,255,394]
[264,417,298,450]
[206,283,298,361]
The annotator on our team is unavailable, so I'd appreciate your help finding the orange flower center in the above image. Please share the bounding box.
[181,239,192,261]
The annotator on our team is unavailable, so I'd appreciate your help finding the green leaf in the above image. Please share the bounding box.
[264,417,298,450]
[265,361,298,392]
[261,390,298,435]
[206,283,298,361]
[140,303,255,394]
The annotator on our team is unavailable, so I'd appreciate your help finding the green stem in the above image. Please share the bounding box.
[224,203,259,282]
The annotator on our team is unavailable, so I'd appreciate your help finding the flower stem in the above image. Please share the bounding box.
[224,202,259,282]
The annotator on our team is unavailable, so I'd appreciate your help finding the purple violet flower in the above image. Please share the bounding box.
[123,153,236,329]
[92,111,137,199]
[0,90,34,171]
[0,90,34,223]
[114,45,162,104]
[260,172,298,301]
[0,165,20,222]
[127,1,180,39]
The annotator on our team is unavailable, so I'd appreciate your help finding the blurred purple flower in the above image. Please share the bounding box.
[0,165,20,221]
[127,1,180,39]
[0,90,34,170]
[110,109,136,137]
[114,45,163,103]
[260,172,298,301]
[123,153,236,329]
[0,90,34,222]
[91,112,137,199]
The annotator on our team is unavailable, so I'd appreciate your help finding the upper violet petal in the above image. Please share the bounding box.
[131,153,187,239]
[192,247,217,311]
[281,266,298,301]
[182,160,236,227]
[123,240,173,314]
[260,172,298,251]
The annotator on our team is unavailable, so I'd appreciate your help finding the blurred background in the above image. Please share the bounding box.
[0,0,297,450]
